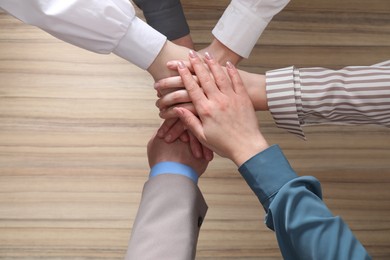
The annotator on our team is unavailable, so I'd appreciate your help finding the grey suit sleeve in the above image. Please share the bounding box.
[133,0,190,40]
[125,174,208,260]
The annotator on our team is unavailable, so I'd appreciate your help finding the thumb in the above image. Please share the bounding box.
[173,107,205,142]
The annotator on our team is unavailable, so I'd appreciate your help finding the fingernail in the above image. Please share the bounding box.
[154,82,160,89]
[177,61,186,69]
[226,61,234,70]
[189,50,198,58]
[205,52,213,61]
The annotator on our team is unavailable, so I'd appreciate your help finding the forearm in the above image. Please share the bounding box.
[0,0,166,70]
[147,41,190,81]
[266,60,390,138]
[298,61,390,127]
[172,34,194,49]
[200,38,242,65]
[239,145,297,210]
[238,145,370,259]
[133,0,190,41]
[268,176,370,259]
[125,174,207,260]
[238,69,268,110]
[212,0,290,58]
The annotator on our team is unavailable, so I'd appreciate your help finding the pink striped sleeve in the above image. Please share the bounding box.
[266,60,390,138]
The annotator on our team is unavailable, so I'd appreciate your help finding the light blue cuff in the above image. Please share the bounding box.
[149,161,199,184]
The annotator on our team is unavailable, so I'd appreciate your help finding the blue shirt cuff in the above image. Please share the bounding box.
[149,161,199,184]
[238,144,298,211]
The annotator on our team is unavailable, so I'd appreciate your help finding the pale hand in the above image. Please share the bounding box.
[154,58,268,154]
[155,63,268,119]
[174,51,269,166]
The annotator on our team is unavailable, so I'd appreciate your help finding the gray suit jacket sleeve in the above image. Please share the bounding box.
[125,174,208,260]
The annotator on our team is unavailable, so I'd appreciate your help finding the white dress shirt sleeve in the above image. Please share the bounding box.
[212,0,290,58]
[0,0,167,69]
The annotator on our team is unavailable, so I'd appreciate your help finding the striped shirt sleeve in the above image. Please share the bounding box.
[266,66,306,139]
[266,60,390,138]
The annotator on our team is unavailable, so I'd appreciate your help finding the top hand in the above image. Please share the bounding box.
[173,51,269,166]
[154,59,268,153]
[155,66,268,118]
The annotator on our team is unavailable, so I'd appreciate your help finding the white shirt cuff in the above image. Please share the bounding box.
[212,1,269,58]
[113,16,167,70]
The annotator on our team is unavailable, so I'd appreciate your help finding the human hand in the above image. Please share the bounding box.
[173,51,269,166]
[147,131,210,177]
[156,118,214,162]
[155,61,268,118]
[150,44,213,162]
[153,58,269,150]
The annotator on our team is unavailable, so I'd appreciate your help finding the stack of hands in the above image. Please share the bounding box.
[148,49,269,176]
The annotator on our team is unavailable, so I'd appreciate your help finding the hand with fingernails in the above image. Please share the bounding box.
[170,50,269,166]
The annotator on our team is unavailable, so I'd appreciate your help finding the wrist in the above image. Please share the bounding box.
[150,161,199,184]
[231,136,269,167]
[238,70,268,111]
[207,38,242,65]
[172,34,194,49]
[147,41,189,81]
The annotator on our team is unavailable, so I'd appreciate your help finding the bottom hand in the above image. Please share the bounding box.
[157,119,214,162]
[147,131,210,177]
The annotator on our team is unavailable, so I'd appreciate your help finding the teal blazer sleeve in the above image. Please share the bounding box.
[239,145,371,260]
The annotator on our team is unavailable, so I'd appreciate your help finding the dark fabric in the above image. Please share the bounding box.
[134,0,190,40]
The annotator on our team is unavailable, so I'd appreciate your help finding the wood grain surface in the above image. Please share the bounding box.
[1,0,390,259]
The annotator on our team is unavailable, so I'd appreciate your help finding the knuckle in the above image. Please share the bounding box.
[202,76,213,86]
[214,73,226,83]
[200,104,212,117]
[216,97,229,110]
